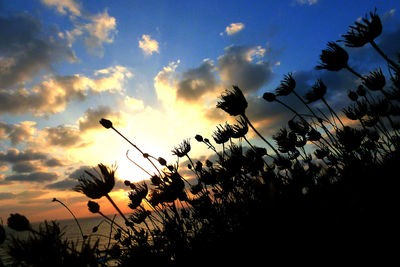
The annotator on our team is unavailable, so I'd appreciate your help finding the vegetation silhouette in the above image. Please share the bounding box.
[1,9,399,266]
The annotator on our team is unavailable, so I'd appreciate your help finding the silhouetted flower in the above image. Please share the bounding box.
[336,126,366,151]
[172,139,191,157]
[205,160,213,168]
[348,90,358,101]
[304,79,327,103]
[363,69,386,91]
[99,118,113,129]
[87,201,100,213]
[216,85,248,116]
[356,85,367,97]
[263,92,276,102]
[342,10,382,47]
[212,123,233,144]
[316,42,349,71]
[7,213,31,232]
[307,128,322,141]
[231,117,248,138]
[273,128,297,153]
[288,118,309,136]
[74,164,116,199]
[128,183,148,210]
[130,209,151,224]
[275,73,296,96]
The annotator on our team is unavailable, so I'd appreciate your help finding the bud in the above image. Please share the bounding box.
[92,226,98,233]
[348,90,358,101]
[188,164,192,170]
[143,153,149,158]
[7,213,31,232]
[195,161,203,172]
[87,201,100,213]
[158,157,167,166]
[124,180,131,186]
[99,118,113,129]
[206,160,213,168]
[263,92,276,102]
[195,135,203,142]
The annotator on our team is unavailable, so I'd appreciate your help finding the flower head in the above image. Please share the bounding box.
[231,117,248,138]
[342,10,382,47]
[74,163,116,199]
[128,183,148,210]
[316,42,349,71]
[212,123,234,144]
[7,213,31,232]
[304,79,327,103]
[172,139,191,157]
[216,85,248,116]
[362,68,386,91]
[275,73,296,96]
[99,118,113,129]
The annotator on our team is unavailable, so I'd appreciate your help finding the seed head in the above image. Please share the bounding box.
[99,118,113,129]
[216,85,248,116]
[275,73,296,96]
[316,42,349,71]
[7,213,31,232]
[87,201,100,213]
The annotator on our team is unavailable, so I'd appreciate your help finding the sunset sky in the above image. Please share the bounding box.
[1,0,400,222]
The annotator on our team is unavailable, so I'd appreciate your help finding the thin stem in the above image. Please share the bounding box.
[52,198,85,240]
[321,97,345,128]
[241,114,281,158]
[370,40,400,72]
[126,150,152,177]
[105,194,128,223]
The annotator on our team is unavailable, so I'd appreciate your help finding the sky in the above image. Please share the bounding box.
[1,0,400,222]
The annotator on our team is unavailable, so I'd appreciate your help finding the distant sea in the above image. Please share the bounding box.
[0,216,125,266]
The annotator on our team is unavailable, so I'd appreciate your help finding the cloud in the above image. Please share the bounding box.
[44,158,64,167]
[0,192,16,200]
[225,22,245,35]
[0,13,77,89]
[296,0,318,5]
[41,0,81,16]
[0,121,36,145]
[0,65,131,116]
[68,165,92,179]
[217,45,273,93]
[139,34,160,55]
[5,171,59,183]
[78,105,121,132]
[176,59,218,101]
[0,148,47,163]
[65,9,117,56]
[45,178,77,191]
[12,161,42,173]
[43,125,86,148]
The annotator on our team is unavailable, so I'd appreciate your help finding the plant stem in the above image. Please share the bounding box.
[105,194,129,223]
[53,198,85,240]
[241,114,281,158]
[370,40,400,72]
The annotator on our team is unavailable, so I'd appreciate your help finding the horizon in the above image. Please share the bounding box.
[1,0,400,222]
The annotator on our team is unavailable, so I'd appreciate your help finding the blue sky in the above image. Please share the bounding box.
[1,0,399,221]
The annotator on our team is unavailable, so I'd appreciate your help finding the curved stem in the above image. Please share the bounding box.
[52,198,85,240]
[126,150,152,177]
[321,97,345,128]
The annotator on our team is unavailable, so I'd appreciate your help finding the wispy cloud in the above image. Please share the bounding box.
[138,34,160,55]
[41,0,81,16]
[296,0,318,5]
[225,22,245,35]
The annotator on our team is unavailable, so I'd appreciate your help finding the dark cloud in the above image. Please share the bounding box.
[44,125,86,147]
[0,148,47,163]
[45,178,77,191]
[44,158,64,167]
[217,45,273,93]
[79,105,119,132]
[11,161,41,173]
[176,60,218,101]
[0,13,76,89]
[68,165,92,179]
[5,171,59,183]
